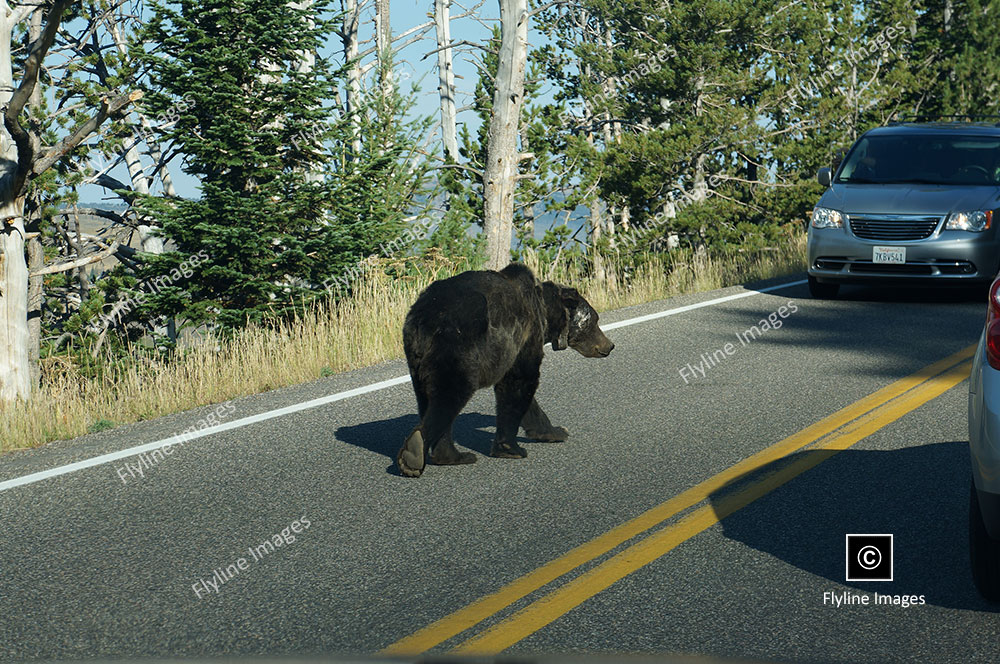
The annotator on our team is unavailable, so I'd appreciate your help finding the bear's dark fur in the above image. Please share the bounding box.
[396,263,613,477]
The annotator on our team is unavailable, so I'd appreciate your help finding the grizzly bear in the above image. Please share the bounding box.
[396,263,614,478]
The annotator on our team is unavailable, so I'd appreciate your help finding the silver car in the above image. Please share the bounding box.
[808,123,1000,298]
[969,277,1000,600]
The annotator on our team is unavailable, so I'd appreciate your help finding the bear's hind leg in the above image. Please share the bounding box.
[411,372,430,420]
[413,375,476,468]
[423,396,477,466]
[397,427,426,478]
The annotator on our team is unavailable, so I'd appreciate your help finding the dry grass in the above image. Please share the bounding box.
[1,231,806,453]
[528,228,808,312]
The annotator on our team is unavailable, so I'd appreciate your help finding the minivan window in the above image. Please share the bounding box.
[835,134,1000,186]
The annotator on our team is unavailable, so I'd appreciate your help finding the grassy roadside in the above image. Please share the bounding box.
[1,231,807,454]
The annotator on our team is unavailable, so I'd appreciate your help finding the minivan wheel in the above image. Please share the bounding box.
[808,276,839,299]
[969,480,1000,602]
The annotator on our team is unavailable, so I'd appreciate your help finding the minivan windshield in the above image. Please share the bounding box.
[835,133,1000,185]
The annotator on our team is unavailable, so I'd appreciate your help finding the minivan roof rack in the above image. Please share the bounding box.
[887,113,1000,127]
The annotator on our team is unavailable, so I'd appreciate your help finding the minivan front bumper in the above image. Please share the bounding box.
[808,221,1000,285]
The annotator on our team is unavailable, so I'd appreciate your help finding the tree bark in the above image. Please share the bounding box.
[0,192,29,402]
[25,5,42,391]
[435,0,458,159]
[375,0,392,97]
[340,0,362,155]
[0,2,31,402]
[108,14,164,254]
[482,0,529,270]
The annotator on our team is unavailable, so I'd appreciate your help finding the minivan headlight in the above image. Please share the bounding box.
[945,210,992,232]
[811,207,845,229]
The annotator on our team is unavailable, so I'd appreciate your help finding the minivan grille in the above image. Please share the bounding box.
[849,216,940,241]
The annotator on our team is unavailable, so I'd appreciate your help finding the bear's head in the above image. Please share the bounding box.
[543,283,614,358]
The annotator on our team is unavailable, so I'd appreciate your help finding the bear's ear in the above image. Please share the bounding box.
[550,286,579,350]
[560,286,581,307]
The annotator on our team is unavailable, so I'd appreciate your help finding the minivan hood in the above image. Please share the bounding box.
[818,183,1000,216]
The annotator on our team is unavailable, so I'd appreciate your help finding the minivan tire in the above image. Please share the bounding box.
[970,480,1000,602]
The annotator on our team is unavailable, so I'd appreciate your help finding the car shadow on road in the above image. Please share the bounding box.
[335,412,497,473]
[825,283,989,304]
[707,441,1000,612]
[745,274,988,304]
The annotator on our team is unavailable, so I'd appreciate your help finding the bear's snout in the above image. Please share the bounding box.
[595,337,614,357]
[575,331,614,358]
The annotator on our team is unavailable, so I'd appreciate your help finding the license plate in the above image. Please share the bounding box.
[872,246,906,264]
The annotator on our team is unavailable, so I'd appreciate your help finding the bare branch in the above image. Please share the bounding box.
[33,89,143,176]
[10,2,39,26]
[358,19,433,59]
[422,39,493,61]
[52,207,128,225]
[94,172,132,191]
[31,239,121,277]
[526,0,569,19]
[429,162,484,178]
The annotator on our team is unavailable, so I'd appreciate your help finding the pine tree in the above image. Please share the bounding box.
[135,0,424,330]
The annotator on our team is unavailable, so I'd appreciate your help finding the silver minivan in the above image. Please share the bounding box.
[807,123,1000,298]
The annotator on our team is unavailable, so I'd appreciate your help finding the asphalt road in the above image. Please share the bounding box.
[1,274,996,663]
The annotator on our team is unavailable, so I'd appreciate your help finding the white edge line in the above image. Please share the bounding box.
[601,279,807,331]
[0,278,807,493]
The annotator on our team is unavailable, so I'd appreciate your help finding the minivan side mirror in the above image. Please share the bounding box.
[817,167,832,187]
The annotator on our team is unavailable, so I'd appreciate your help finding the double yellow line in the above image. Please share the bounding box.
[383,344,977,655]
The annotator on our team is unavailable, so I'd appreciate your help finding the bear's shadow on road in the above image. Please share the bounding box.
[335,412,499,474]
[708,441,999,611]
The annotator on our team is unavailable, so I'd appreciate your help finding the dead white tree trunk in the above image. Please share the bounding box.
[340,0,362,154]
[375,0,392,96]
[482,0,529,270]
[25,4,43,390]
[140,114,177,197]
[287,0,323,184]
[435,0,458,159]
[109,16,164,254]
[290,1,316,75]
[0,1,66,402]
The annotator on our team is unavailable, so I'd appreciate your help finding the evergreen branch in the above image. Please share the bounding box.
[712,174,797,188]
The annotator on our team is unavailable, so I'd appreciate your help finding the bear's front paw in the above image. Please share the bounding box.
[524,425,569,442]
[490,440,528,459]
